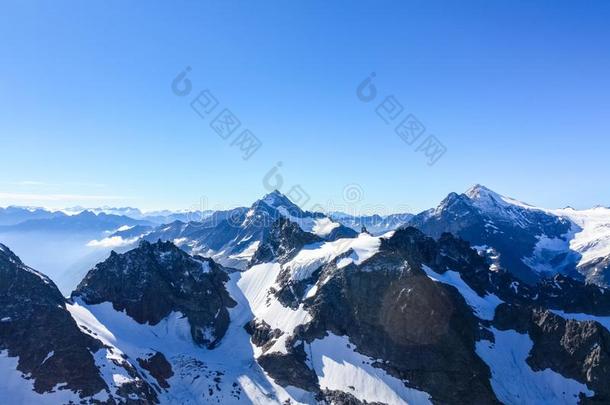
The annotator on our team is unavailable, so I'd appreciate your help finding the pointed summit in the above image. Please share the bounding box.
[257,189,306,218]
[464,184,535,211]
[261,189,296,209]
[464,184,502,201]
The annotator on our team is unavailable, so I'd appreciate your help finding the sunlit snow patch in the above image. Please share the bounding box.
[238,263,312,354]
[476,328,594,404]
[422,265,502,320]
[276,207,340,238]
[283,232,387,283]
[308,333,432,405]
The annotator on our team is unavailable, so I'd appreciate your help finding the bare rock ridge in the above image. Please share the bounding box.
[72,239,236,348]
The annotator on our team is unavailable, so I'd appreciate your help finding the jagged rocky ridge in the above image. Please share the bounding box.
[249,216,323,266]
[73,240,236,348]
[2,190,610,404]
[255,228,499,403]
[247,225,610,403]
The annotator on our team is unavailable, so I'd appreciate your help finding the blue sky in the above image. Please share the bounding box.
[1,1,609,213]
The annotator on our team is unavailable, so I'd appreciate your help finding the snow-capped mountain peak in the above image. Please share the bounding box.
[411,185,576,284]
[141,192,358,271]
[465,184,536,213]
[260,190,302,214]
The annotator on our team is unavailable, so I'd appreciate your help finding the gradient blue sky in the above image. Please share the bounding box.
[1,1,609,213]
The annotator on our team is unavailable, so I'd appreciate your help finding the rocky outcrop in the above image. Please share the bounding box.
[319,390,385,405]
[73,240,236,348]
[250,216,322,266]
[244,319,283,350]
[137,352,174,390]
[256,347,319,393]
[0,243,157,403]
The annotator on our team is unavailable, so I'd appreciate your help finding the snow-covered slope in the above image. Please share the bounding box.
[476,329,594,404]
[464,186,610,286]
[547,206,610,285]
[309,333,432,404]
[67,297,312,404]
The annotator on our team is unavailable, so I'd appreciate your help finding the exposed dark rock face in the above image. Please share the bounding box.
[494,304,610,402]
[244,319,283,350]
[404,230,610,317]
[533,274,610,315]
[319,390,385,404]
[325,224,359,241]
[108,357,159,403]
[274,265,322,309]
[0,244,106,397]
[470,260,610,317]
[137,352,174,389]
[73,240,236,348]
[252,227,499,403]
[245,318,319,393]
[256,340,319,393]
[0,243,157,403]
[302,258,498,402]
[250,216,322,266]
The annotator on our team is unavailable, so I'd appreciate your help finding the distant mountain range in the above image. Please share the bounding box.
[2,184,608,288]
[0,205,208,225]
[0,206,65,226]
[329,212,414,235]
